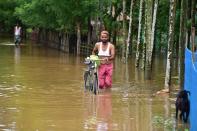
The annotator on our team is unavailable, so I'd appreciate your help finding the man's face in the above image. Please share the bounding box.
[100,33,108,44]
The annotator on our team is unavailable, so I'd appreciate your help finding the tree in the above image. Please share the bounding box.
[144,0,158,72]
[0,0,18,32]
[135,0,144,67]
[164,0,176,90]
[178,0,187,89]
[126,0,134,61]
[150,0,158,60]
[102,0,122,46]
[191,0,196,55]
[122,0,126,61]
[144,0,153,71]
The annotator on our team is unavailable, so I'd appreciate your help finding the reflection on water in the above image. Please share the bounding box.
[0,38,191,131]
[14,47,21,64]
[84,90,114,131]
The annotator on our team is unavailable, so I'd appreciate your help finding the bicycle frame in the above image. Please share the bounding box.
[84,58,99,94]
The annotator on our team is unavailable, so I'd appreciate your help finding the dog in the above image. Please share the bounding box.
[175,90,190,123]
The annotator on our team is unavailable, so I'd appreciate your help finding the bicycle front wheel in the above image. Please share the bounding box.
[93,72,99,95]
[84,71,93,91]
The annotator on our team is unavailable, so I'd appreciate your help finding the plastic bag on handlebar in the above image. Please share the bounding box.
[90,55,100,67]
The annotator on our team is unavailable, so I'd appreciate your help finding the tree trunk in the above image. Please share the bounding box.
[135,0,144,67]
[141,2,146,70]
[122,0,126,61]
[112,30,117,46]
[63,32,69,53]
[178,0,187,89]
[126,0,134,61]
[149,0,158,65]
[164,0,176,89]
[191,0,196,55]
[145,0,153,70]
[87,17,91,45]
[66,33,69,53]
[186,0,191,49]
[87,17,92,55]
[76,22,81,55]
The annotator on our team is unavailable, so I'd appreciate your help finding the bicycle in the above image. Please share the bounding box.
[83,56,100,95]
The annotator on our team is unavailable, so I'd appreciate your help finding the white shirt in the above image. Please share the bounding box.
[98,42,111,57]
[15,26,21,36]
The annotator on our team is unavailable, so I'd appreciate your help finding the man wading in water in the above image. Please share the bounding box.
[92,30,115,89]
[14,23,22,47]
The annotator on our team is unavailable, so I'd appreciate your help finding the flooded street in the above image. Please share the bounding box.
[0,37,189,131]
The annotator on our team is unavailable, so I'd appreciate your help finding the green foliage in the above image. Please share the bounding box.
[102,0,122,36]
[14,0,98,33]
[15,0,58,29]
[0,0,191,52]
[26,27,32,33]
[154,0,170,52]
[0,0,18,32]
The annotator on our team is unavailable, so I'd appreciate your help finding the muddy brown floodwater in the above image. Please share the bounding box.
[0,37,190,131]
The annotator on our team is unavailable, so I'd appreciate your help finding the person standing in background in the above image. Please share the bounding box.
[14,23,22,47]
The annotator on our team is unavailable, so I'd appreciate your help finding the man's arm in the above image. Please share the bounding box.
[92,43,98,55]
[108,44,115,60]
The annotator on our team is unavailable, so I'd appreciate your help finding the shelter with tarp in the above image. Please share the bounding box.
[184,48,197,131]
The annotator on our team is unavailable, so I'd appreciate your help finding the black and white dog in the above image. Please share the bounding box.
[175,90,190,123]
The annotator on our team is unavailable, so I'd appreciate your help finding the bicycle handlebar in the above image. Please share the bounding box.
[90,59,105,61]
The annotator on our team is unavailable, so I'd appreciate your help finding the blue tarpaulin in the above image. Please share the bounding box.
[184,48,197,131]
